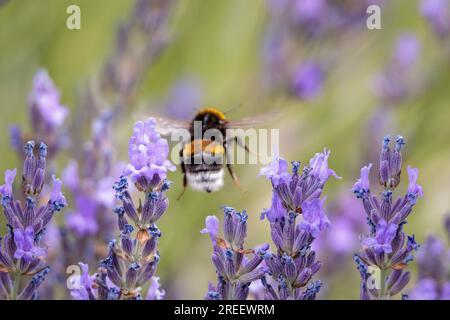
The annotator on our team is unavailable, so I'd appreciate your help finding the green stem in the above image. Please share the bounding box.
[10,273,21,300]
[379,268,387,300]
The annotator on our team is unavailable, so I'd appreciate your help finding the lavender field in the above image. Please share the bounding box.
[0,0,449,300]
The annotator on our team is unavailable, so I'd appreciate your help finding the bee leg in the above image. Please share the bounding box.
[177,156,187,200]
[234,136,251,154]
[177,174,187,200]
[228,136,257,156]
[226,162,247,193]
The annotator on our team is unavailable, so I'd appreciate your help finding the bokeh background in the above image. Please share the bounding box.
[0,0,449,299]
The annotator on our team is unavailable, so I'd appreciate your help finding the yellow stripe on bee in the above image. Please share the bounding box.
[197,107,226,120]
[183,140,225,156]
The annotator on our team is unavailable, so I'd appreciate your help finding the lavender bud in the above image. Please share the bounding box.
[23,141,36,187]
[233,211,248,247]
[223,208,236,244]
[295,268,313,287]
[31,168,44,195]
[224,249,236,279]
[388,271,410,296]
[125,263,140,289]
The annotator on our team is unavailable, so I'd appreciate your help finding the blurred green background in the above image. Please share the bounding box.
[0,0,449,299]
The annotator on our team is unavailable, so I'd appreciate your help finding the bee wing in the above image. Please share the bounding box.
[226,111,282,128]
[153,116,191,138]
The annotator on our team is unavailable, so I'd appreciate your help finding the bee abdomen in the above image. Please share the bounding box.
[186,169,224,193]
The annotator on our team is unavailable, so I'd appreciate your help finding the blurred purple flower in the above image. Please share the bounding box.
[416,235,446,280]
[362,219,398,254]
[0,168,17,199]
[62,160,79,191]
[293,0,326,25]
[66,195,99,236]
[28,69,68,129]
[146,277,165,300]
[292,61,324,100]
[123,118,175,191]
[374,34,421,103]
[393,33,421,69]
[409,279,439,300]
[13,227,47,260]
[325,218,358,254]
[163,76,203,120]
[442,283,450,300]
[420,0,450,38]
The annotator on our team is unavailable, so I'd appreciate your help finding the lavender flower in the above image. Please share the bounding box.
[69,263,96,300]
[408,216,450,300]
[258,150,338,300]
[292,61,324,100]
[162,76,203,120]
[28,70,68,129]
[146,277,165,300]
[123,118,175,192]
[353,135,422,300]
[10,70,69,160]
[69,118,173,300]
[65,195,99,236]
[203,208,269,300]
[0,141,67,300]
[373,33,421,104]
[420,0,450,39]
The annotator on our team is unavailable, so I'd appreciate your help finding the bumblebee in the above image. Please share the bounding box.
[156,107,273,199]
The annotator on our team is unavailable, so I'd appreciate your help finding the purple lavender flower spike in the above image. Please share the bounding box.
[10,70,69,160]
[123,118,176,192]
[0,141,66,300]
[203,207,269,300]
[259,150,338,300]
[354,135,422,299]
[68,118,173,300]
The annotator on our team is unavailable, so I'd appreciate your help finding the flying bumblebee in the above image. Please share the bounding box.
[156,107,275,199]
